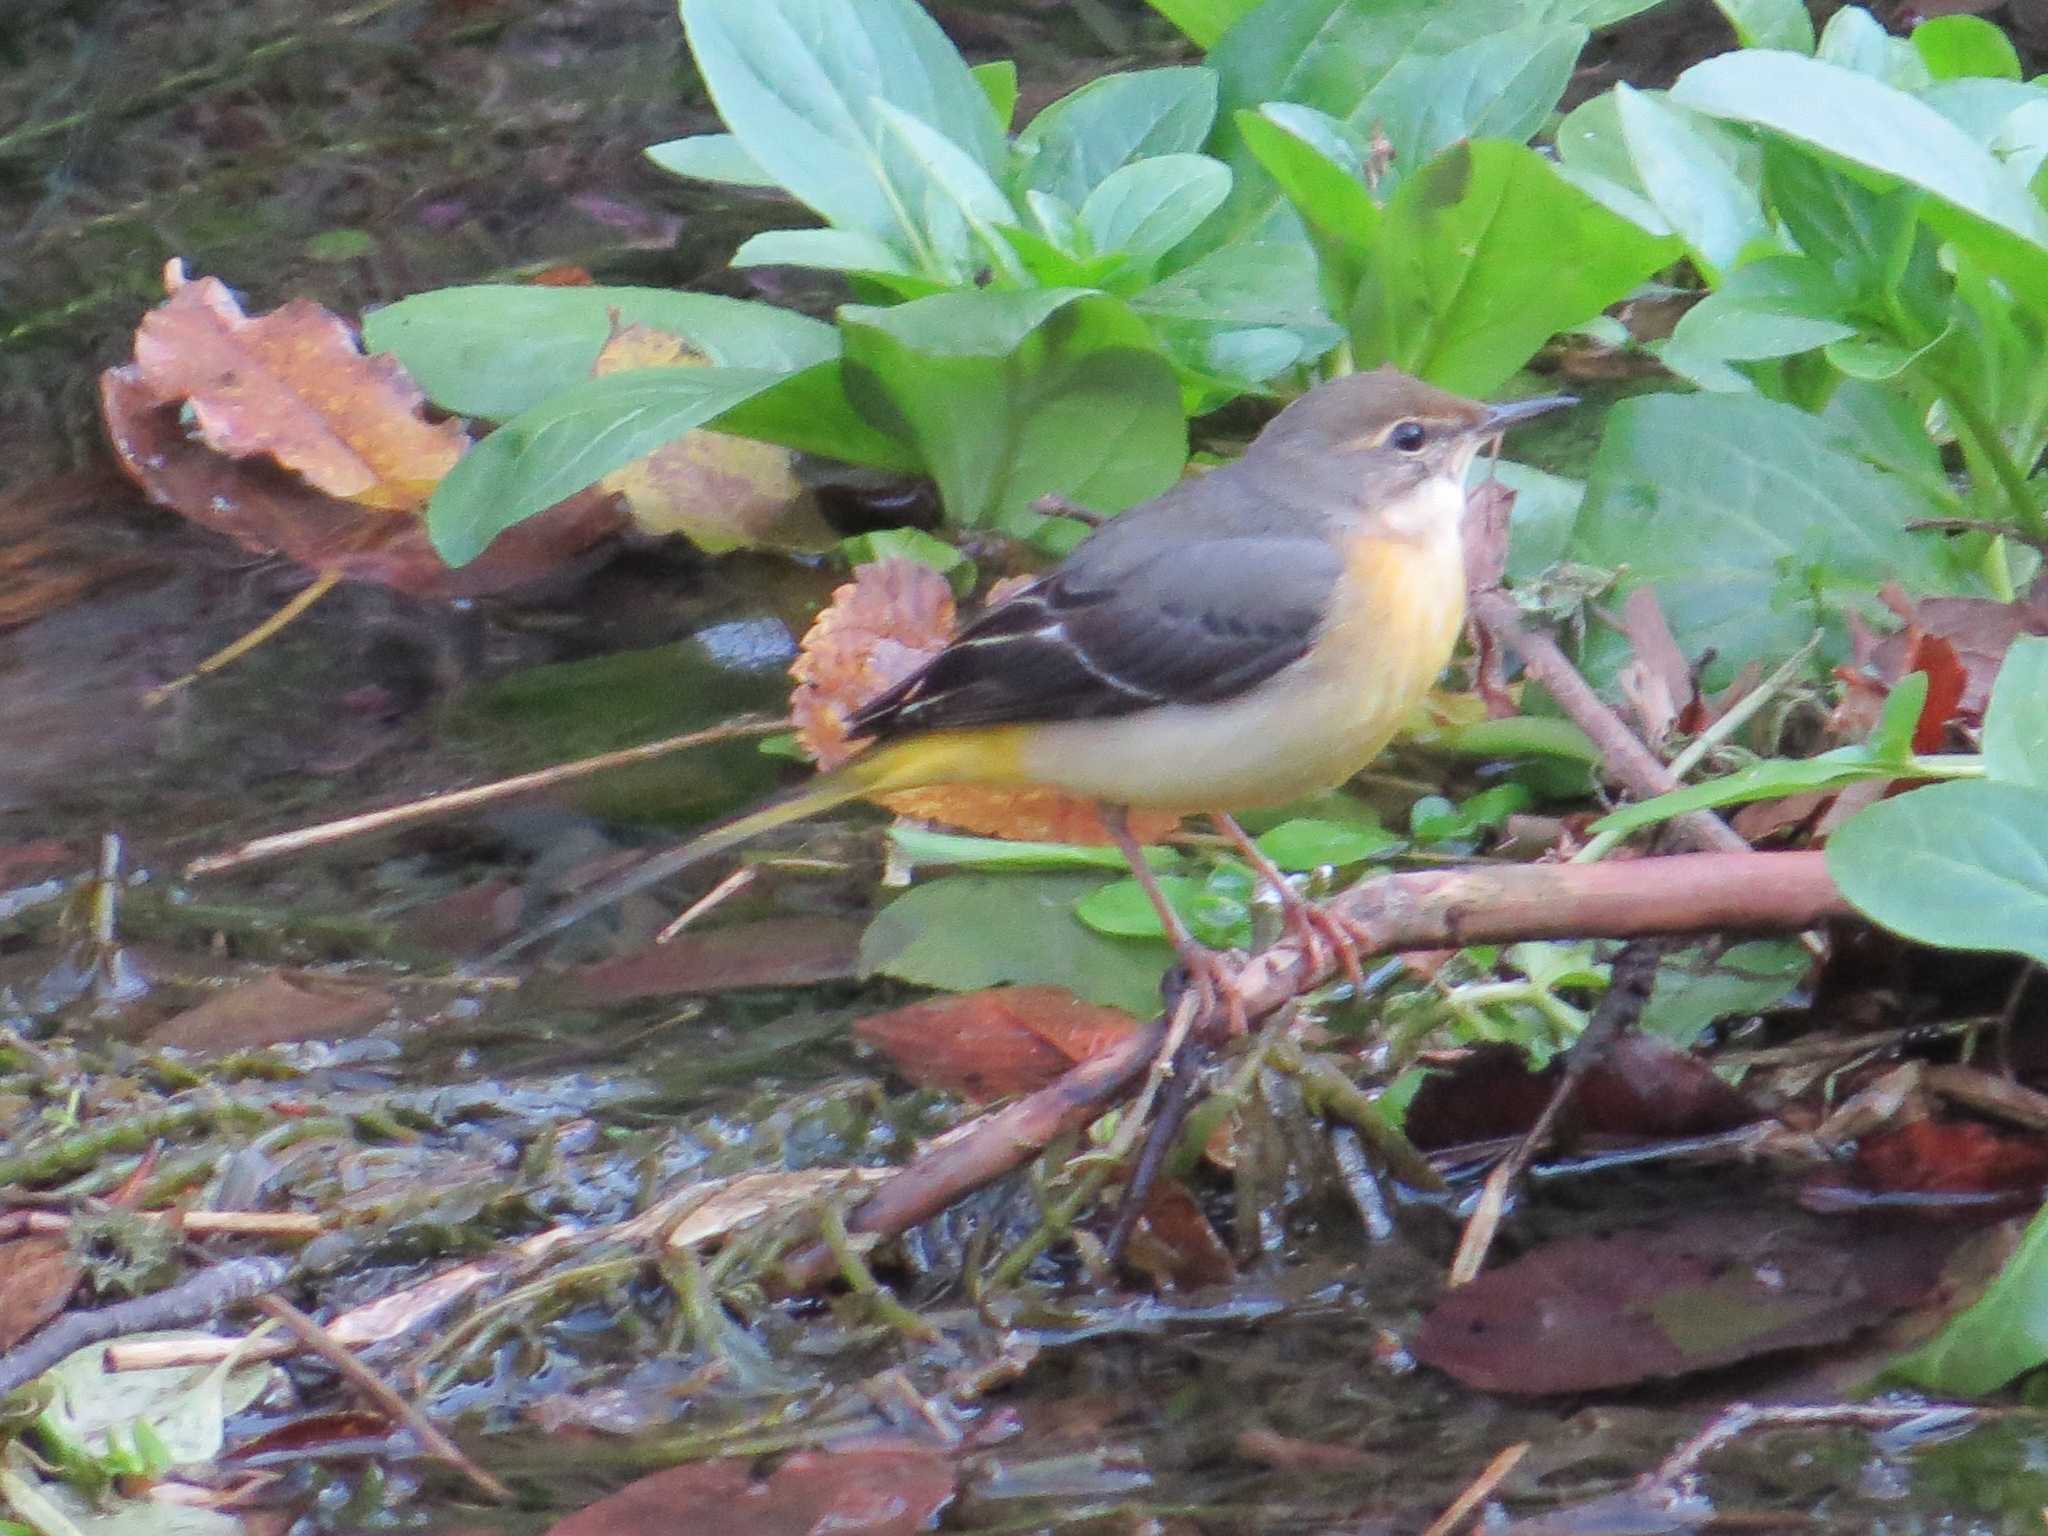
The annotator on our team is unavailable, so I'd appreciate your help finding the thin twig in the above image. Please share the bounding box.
[184,717,783,876]
[1470,590,1746,855]
[252,1294,511,1504]
[0,1256,290,1396]
[1421,1441,1529,1536]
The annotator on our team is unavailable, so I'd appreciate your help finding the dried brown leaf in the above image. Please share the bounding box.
[856,984,1138,1101]
[0,1237,80,1351]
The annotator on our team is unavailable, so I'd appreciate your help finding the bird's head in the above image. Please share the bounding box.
[1247,367,1574,539]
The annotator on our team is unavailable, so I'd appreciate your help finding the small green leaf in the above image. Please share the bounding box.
[1076,874,1206,939]
[1641,940,1811,1047]
[1888,1196,2048,1394]
[1816,5,1930,88]
[1255,817,1401,871]
[1912,15,2023,82]
[1870,670,1930,763]
[1013,67,1219,206]
[837,528,975,594]
[645,133,779,187]
[1827,779,2048,965]
[1983,635,2048,790]
[1078,154,1233,267]
[1613,84,1771,279]
[1709,0,1814,52]
[1143,0,1261,48]
[731,228,917,276]
[1589,748,1888,836]
[972,60,1019,131]
[861,872,1169,1013]
[888,826,1175,871]
[304,228,372,262]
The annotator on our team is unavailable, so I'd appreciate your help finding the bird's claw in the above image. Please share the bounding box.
[1166,943,1251,1040]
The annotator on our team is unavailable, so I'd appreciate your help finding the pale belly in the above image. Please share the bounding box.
[1013,526,1468,811]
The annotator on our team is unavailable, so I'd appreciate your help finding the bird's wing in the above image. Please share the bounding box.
[848,535,1342,737]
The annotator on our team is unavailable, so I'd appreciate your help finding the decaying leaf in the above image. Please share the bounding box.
[0,1237,79,1352]
[1833,578,2048,739]
[566,915,866,1003]
[792,559,1178,842]
[130,261,463,511]
[594,323,835,554]
[855,984,1138,1101]
[637,1167,891,1253]
[545,1444,955,1536]
[146,970,396,1051]
[100,263,624,598]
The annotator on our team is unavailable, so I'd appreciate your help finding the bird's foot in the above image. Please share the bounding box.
[1166,941,1251,1040]
[1279,899,1374,998]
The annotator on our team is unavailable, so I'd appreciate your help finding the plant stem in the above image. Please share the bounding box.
[1942,385,2047,542]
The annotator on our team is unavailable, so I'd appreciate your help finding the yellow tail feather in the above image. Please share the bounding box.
[481,729,1029,967]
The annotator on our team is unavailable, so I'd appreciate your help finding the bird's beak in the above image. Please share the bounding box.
[1473,394,1576,436]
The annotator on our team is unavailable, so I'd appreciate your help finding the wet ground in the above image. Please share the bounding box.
[9,0,2048,1531]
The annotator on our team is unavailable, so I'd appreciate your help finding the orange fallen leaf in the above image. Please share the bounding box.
[792,559,1178,843]
[0,1236,79,1352]
[855,984,1138,1101]
[131,260,464,512]
[595,323,835,554]
[147,970,396,1051]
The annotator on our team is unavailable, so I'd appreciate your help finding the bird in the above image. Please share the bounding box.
[483,367,1573,1014]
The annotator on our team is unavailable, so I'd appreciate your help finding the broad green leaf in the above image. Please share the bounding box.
[1673,51,2048,313]
[1571,392,1961,684]
[1013,67,1219,207]
[1144,0,1261,48]
[710,361,924,471]
[972,60,1019,131]
[427,364,791,565]
[1759,143,1933,316]
[44,1333,278,1465]
[1129,239,1343,390]
[1659,257,1857,381]
[1913,15,2022,82]
[1888,1196,2048,1395]
[1827,779,2048,964]
[1366,24,1587,188]
[361,285,838,420]
[1254,817,1400,871]
[1484,458,1585,582]
[1816,5,1930,88]
[1709,0,1814,53]
[1614,84,1771,279]
[872,100,1022,269]
[1078,154,1232,267]
[1641,940,1811,1047]
[860,872,1170,1014]
[645,133,778,187]
[840,289,1186,533]
[1983,635,2048,790]
[1919,78,2048,144]
[1075,873,1207,938]
[1348,139,1679,396]
[1238,107,1380,312]
[681,0,1001,274]
[731,228,917,275]
[1201,0,1660,252]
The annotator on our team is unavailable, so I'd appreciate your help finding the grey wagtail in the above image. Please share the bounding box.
[486,368,1572,999]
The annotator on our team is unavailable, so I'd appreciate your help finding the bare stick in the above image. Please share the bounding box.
[1421,1441,1529,1536]
[1470,590,1746,856]
[184,717,783,876]
[253,1294,511,1504]
[0,1255,289,1396]
[11,1209,324,1240]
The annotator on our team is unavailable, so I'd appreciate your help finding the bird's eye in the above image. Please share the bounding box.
[1389,420,1427,452]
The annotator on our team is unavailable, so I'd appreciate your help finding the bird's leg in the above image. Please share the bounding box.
[1101,805,1248,1038]
[1210,812,1370,999]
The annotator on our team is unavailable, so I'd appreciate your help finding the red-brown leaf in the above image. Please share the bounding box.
[856,985,1139,1101]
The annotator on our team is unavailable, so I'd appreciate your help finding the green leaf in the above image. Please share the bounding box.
[887,825,1177,871]
[1363,24,1588,188]
[872,100,1023,275]
[1658,258,1857,386]
[1237,107,1379,310]
[361,285,839,421]
[1348,139,1679,396]
[1487,459,1585,582]
[427,365,794,565]
[732,228,918,276]
[1871,670,1931,764]
[1013,67,1219,207]
[1672,50,2048,313]
[709,360,924,471]
[644,133,778,187]
[1614,84,1771,279]
[1570,392,1961,685]
[1827,779,2048,964]
[1816,5,1930,88]
[837,527,975,594]
[1254,817,1400,871]
[1888,1196,2048,1395]
[840,288,1187,532]
[972,60,1019,131]
[1076,873,1207,939]
[1129,239,1342,384]
[1983,635,2048,790]
[1640,940,1811,1047]
[1078,154,1233,267]
[1913,15,2023,82]
[860,872,1170,1014]
[1588,747,1890,836]
[1143,0,1261,48]
[681,0,1002,275]
[1709,0,1814,53]
[1759,142,1933,315]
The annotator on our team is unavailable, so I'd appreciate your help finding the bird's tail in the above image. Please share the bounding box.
[479,729,1021,968]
